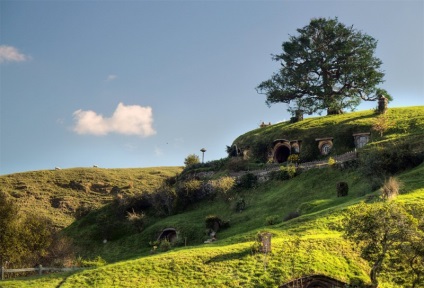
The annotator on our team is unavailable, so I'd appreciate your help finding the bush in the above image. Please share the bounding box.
[277,164,298,180]
[380,177,402,201]
[283,211,301,222]
[265,215,280,225]
[235,198,246,212]
[184,154,200,167]
[176,179,203,208]
[237,173,258,189]
[226,157,249,172]
[360,142,424,178]
[337,182,349,197]
[159,239,171,252]
[126,209,146,232]
[205,215,229,231]
[212,177,236,201]
[76,256,107,268]
[151,185,177,216]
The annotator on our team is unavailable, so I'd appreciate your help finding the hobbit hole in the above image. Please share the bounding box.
[157,228,178,243]
[272,140,302,163]
[353,132,370,148]
[272,140,291,163]
[316,138,334,155]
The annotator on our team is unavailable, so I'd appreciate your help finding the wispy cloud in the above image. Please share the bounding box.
[0,45,29,63]
[73,103,156,137]
[154,146,163,156]
[106,74,117,81]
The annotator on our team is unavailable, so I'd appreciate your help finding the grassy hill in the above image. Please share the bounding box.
[1,107,423,287]
[0,167,182,228]
[232,106,424,162]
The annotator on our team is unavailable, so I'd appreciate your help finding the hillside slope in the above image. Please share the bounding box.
[1,107,423,287]
[0,167,182,228]
[232,106,424,162]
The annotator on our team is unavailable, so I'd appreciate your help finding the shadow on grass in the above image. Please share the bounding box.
[204,248,251,264]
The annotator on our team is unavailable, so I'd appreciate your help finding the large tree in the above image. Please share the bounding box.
[257,17,385,115]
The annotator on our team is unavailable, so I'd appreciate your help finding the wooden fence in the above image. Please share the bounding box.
[1,265,86,280]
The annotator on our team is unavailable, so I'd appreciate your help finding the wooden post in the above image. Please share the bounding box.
[38,264,43,276]
[1,266,4,280]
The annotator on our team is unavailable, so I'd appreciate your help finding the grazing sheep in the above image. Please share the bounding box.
[55,167,61,170]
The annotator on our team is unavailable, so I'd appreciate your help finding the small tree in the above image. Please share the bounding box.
[344,202,418,287]
[372,114,393,137]
[184,154,200,167]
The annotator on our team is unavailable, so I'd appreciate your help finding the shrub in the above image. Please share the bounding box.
[184,154,200,167]
[212,176,235,201]
[237,173,258,189]
[151,185,177,216]
[279,164,297,179]
[337,182,349,197]
[265,215,280,225]
[283,211,301,222]
[287,154,300,165]
[76,256,107,268]
[205,215,229,231]
[235,198,246,212]
[360,142,424,178]
[126,209,146,232]
[226,157,249,172]
[159,239,171,252]
[328,157,336,166]
[380,177,402,201]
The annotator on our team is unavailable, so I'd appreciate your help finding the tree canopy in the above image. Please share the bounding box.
[344,201,423,287]
[257,17,385,115]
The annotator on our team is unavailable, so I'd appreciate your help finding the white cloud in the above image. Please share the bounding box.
[73,103,156,137]
[0,45,29,63]
[106,74,117,81]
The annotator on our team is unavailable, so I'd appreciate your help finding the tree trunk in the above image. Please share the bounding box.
[370,256,384,288]
[327,108,343,115]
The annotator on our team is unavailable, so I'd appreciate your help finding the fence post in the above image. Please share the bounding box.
[38,264,42,276]
[1,266,4,280]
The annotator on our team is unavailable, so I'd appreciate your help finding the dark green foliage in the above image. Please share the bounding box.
[265,215,280,225]
[226,157,249,172]
[181,158,229,175]
[360,141,424,179]
[337,182,349,197]
[270,165,300,181]
[283,211,301,222]
[175,179,204,210]
[250,140,272,162]
[0,191,74,269]
[257,17,384,115]
[184,154,200,167]
[237,173,258,189]
[205,215,230,231]
[235,198,246,212]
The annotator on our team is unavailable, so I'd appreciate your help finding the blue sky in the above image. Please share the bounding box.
[1,0,423,175]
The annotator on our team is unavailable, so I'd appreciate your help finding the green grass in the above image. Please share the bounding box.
[234,106,424,162]
[5,163,422,287]
[1,107,423,287]
[0,167,182,228]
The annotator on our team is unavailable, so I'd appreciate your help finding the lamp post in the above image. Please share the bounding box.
[200,148,206,163]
